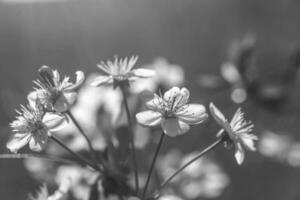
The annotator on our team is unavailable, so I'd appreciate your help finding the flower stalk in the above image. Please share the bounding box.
[120,86,139,193]
[142,131,165,199]
[50,135,99,171]
[66,110,103,171]
[0,153,76,165]
[158,136,226,191]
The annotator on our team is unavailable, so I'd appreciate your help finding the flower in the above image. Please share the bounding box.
[28,65,85,113]
[7,101,66,153]
[209,103,258,164]
[136,87,208,137]
[28,177,71,200]
[90,56,155,88]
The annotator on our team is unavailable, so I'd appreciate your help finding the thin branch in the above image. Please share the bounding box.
[120,86,139,193]
[0,153,76,165]
[66,110,103,172]
[142,132,165,199]
[50,135,99,171]
[154,137,224,199]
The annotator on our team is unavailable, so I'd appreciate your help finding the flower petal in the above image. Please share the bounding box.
[64,71,85,91]
[97,63,112,74]
[29,129,49,152]
[161,118,190,137]
[174,88,190,107]
[163,87,180,102]
[27,91,38,107]
[38,65,56,87]
[220,62,241,84]
[43,113,66,131]
[130,68,155,78]
[176,104,208,124]
[145,94,163,111]
[90,75,113,87]
[240,134,258,151]
[209,103,228,127]
[6,133,31,153]
[234,142,245,165]
[178,120,190,135]
[136,111,162,127]
[126,56,139,72]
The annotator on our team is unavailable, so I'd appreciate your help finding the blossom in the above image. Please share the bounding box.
[7,101,65,153]
[28,177,71,200]
[90,56,155,88]
[136,87,208,137]
[209,103,258,164]
[28,65,85,113]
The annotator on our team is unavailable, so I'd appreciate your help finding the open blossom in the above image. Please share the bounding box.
[90,56,155,88]
[136,87,208,137]
[28,66,85,113]
[209,103,258,165]
[28,178,71,200]
[7,101,65,153]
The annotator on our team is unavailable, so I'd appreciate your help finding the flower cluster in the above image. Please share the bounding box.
[5,55,258,200]
[7,66,84,153]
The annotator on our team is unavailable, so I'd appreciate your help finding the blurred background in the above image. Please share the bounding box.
[1,0,300,199]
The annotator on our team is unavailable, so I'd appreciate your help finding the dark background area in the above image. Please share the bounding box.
[1,0,300,199]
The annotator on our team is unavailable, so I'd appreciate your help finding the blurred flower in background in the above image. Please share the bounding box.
[131,58,185,94]
[157,150,229,199]
[259,130,300,167]
[28,177,71,200]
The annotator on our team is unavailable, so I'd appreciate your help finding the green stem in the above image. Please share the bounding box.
[50,135,99,171]
[0,153,76,165]
[142,132,165,199]
[155,137,224,198]
[120,86,139,193]
[66,110,103,172]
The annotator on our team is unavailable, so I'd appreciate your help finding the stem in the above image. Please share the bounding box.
[50,135,99,171]
[142,132,165,199]
[157,137,224,193]
[66,110,102,171]
[0,153,76,165]
[120,86,139,193]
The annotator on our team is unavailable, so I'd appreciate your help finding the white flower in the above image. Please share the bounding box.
[90,56,155,88]
[28,65,85,113]
[7,101,66,153]
[209,103,258,165]
[136,87,208,137]
[28,177,71,200]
